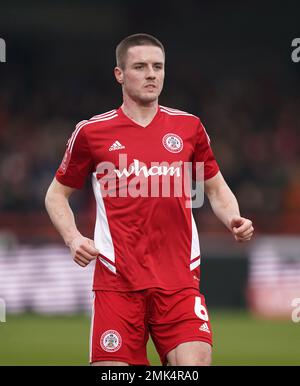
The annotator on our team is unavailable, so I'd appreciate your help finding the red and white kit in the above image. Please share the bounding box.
[55,105,219,364]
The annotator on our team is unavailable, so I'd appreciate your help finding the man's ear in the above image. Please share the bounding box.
[114,67,124,84]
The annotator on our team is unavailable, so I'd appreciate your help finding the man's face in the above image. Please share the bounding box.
[115,45,165,104]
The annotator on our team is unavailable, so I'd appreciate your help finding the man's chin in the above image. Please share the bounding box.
[138,94,159,104]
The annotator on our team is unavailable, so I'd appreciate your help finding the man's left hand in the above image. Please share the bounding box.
[230,215,254,242]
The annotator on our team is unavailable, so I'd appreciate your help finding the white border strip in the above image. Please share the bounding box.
[89,291,95,363]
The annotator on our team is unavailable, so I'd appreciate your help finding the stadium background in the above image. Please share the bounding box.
[0,0,300,365]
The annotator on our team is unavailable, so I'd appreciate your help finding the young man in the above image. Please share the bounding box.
[45,33,254,366]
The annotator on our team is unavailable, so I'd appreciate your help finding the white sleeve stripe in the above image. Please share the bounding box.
[202,125,211,144]
[160,105,185,112]
[160,108,195,117]
[66,120,88,151]
[68,120,89,154]
[75,119,88,129]
[90,110,117,120]
[160,105,196,116]
[68,114,118,154]
[90,114,118,122]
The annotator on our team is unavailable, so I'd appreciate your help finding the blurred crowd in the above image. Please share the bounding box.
[0,45,299,227]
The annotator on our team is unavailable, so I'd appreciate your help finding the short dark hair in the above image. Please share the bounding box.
[116,33,165,69]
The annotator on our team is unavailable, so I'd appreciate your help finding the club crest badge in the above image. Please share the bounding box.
[162,133,183,153]
[100,330,122,352]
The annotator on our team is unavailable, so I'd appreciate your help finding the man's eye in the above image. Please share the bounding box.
[135,65,143,69]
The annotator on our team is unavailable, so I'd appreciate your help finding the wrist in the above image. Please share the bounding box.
[65,232,82,247]
[227,213,240,229]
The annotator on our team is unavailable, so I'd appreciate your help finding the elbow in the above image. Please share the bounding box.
[206,185,235,206]
[44,187,52,212]
[205,187,221,203]
[45,184,58,213]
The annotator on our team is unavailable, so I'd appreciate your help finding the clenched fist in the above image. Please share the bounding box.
[69,235,99,267]
[230,215,254,242]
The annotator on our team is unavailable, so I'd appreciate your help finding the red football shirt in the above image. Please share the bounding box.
[56,106,219,291]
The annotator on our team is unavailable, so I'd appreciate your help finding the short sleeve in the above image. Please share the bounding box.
[55,122,94,189]
[192,119,219,181]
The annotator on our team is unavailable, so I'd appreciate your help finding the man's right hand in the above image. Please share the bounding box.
[69,235,99,267]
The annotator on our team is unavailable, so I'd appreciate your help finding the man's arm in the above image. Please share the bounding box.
[204,171,254,242]
[45,178,99,266]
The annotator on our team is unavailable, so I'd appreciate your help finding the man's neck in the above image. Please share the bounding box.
[121,98,158,127]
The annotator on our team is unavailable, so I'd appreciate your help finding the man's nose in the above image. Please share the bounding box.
[146,66,156,78]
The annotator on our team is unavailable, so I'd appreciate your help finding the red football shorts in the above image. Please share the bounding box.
[89,287,212,365]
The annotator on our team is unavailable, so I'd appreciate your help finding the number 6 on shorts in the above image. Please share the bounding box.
[194,296,209,321]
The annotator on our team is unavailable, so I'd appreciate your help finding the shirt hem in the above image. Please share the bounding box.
[92,282,199,292]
